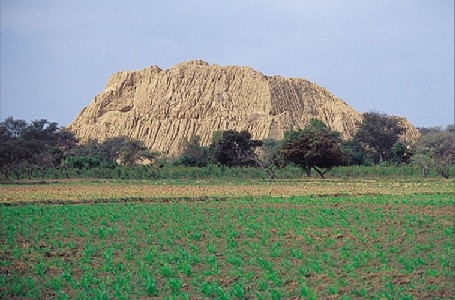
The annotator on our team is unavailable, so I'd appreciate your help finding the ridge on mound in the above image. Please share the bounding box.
[68,60,418,156]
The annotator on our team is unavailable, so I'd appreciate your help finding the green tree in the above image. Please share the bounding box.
[175,136,209,167]
[0,117,29,179]
[68,136,158,170]
[25,120,78,178]
[355,112,405,163]
[0,139,34,180]
[117,139,151,166]
[21,120,62,178]
[20,119,59,142]
[413,125,454,178]
[0,118,78,179]
[64,155,102,170]
[98,136,155,166]
[209,130,262,167]
[0,116,27,139]
[340,139,369,166]
[70,139,101,158]
[256,138,281,179]
[280,119,343,178]
[389,142,413,165]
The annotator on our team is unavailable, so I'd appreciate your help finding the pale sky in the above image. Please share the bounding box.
[1,0,453,128]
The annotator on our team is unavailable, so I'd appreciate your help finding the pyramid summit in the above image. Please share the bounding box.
[68,60,418,156]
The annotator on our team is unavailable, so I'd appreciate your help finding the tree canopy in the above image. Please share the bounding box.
[412,125,455,178]
[280,119,343,178]
[0,117,158,179]
[174,136,209,167]
[0,118,78,179]
[354,112,405,163]
[209,130,262,167]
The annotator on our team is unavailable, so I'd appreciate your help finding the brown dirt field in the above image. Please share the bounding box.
[0,178,452,204]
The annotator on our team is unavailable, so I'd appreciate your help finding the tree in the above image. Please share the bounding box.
[389,142,413,165]
[0,138,34,180]
[0,118,78,179]
[0,116,27,139]
[0,117,29,179]
[64,155,102,170]
[340,139,369,166]
[97,136,155,166]
[209,130,262,167]
[354,112,405,163]
[175,136,209,167]
[413,125,454,178]
[23,120,79,178]
[117,139,151,166]
[256,138,281,179]
[68,136,158,170]
[20,120,63,178]
[280,119,343,178]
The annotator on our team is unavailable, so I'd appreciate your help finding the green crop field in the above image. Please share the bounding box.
[1,179,454,299]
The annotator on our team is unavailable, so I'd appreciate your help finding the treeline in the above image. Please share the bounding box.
[0,117,158,180]
[0,113,453,180]
[174,114,454,179]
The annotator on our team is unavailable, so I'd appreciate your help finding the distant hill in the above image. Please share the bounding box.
[68,60,419,156]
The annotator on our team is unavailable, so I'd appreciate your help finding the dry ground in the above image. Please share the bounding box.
[0,178,452,204]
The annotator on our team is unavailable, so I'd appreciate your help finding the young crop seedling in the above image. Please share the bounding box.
[0,187,453,299]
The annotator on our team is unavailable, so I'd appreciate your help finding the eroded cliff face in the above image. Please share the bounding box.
[68,60,417,156]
